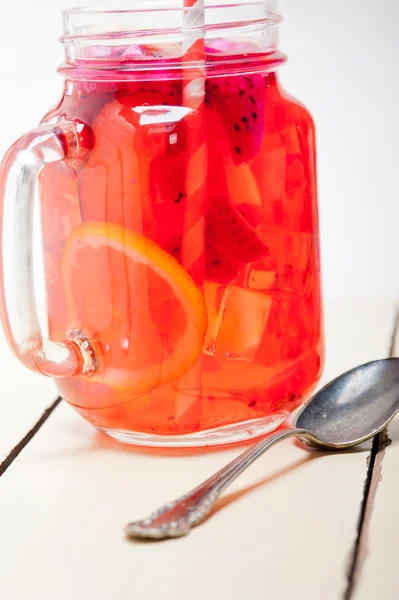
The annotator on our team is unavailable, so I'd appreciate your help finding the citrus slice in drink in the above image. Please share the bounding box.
[62,222,207,394]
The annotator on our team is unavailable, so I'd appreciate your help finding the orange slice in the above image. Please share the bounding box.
[62,222,207,393]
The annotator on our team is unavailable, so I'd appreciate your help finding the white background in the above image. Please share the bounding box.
[0,0,398,297]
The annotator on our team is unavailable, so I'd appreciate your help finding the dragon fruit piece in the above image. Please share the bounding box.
[205,242,241,284]
[118,45,148,58]
[84,43,170,60]
[206,194,270,264]
[205,73,266,164]
[205,39,259,56]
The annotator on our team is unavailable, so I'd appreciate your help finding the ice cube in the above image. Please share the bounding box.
[204,284,273,361]
[246,266,276,291]
[255,228,313,295]
[255,147,286,203]
[280,124,301,155]
[249,132,286,212]
[254,294,291,365]
[203,282,229,356]
[286,155,306,192]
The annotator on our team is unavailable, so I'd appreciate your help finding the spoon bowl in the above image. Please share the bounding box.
[126,358,399,540]
[297,358,399,448]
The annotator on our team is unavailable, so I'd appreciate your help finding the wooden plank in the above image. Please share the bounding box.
[353,311,399,600]
[0,298,396,600]
[0,329,58,463]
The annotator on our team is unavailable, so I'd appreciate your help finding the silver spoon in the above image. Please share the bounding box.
[125,358,399,541]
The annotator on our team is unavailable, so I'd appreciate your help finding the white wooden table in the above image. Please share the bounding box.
[0,298,398,600]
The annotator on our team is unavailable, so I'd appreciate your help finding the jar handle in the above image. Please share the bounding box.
[0,120,98,378]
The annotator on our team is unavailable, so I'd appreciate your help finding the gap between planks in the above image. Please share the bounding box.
[0,396,63,477]
[343,308,399,600]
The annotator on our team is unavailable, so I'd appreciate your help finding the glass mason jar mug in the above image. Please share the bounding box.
[0,2,323,446]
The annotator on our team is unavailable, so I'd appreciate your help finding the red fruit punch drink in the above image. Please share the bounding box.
[0,4,323,446]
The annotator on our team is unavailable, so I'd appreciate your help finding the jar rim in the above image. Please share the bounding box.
[61,1,284,75]
[63,1,279,18]
[62,1,281,42]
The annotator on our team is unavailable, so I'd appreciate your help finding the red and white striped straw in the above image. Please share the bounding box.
[175,0,207,424]
[181,0,207,272]
[182,0,206,108]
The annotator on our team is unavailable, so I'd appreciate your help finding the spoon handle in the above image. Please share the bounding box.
[126,427,306,540]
